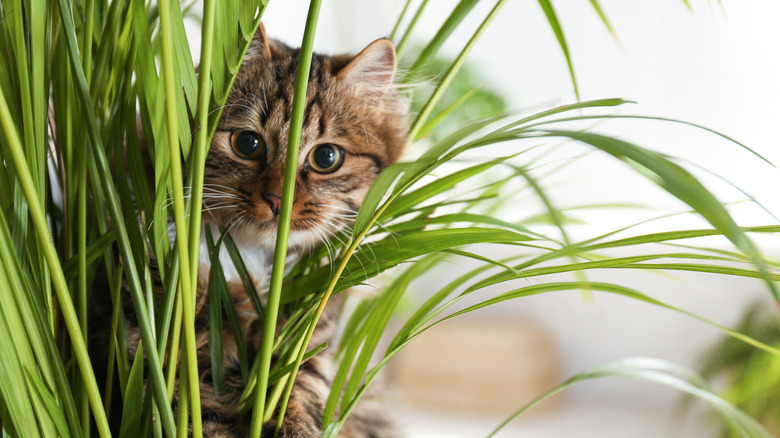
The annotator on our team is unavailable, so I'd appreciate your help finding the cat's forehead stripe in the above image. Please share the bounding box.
[205,36,408,242]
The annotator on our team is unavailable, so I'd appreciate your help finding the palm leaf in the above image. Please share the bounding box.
[537,0,579,99]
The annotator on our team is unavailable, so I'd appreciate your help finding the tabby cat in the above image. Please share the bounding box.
[94,24,408,437]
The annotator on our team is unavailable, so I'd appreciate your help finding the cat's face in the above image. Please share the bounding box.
[203,25,407,251]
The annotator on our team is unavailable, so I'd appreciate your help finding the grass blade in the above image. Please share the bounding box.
[0,37,111,438]
[157,0,203,432]
[54,0,176,432]
[389,0,412,41]
[536,0,579,99]
[118,345,145,438]
[589,0,618,40]
[250,0,323,435]
[383,157,511,219]
[24,367,72,438]
[407,0,479,78]
[538,129,778,299]
[409,0,508,140]
[204,229,226,395]
[395,0,430,57]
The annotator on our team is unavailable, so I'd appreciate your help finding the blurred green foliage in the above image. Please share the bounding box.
[699,301,780,436]
[405,50,508,142]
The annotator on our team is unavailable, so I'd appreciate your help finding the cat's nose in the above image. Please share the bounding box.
[262,193,282,216]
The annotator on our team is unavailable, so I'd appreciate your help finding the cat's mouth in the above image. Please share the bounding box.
[204,207,349,252]
[201,185,358,251]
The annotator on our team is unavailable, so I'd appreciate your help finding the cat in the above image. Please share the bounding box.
[93,24,408,437]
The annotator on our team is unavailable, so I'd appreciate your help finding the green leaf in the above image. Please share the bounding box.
[407,0,479,78]
[266,342,328,387]
[205,229,227,396]
[285,227,533,302]
[222,234,264,321]
[394,0,430,57]
[340,261,426,413]
[409,0,508,140]
[498,98,630,134]
[0,210,83,437]
[62,226,121,279]
[395,115,505,192]
[323,259,434,430]
[53,0,175,432]
[537,0,579,99]
[382,156,513,220]
[465,253,767,297]
[416,83,486,138]
[589,0,618,41]
[252,1,325,435]
[385,212,534,236]
[537,129,778,299]
[24,367,72,438]
[119,344,145,438]
[353,162,410,236]
[582,226,780,252]
[467,282,777,356]
[388,258,509,353]
[523,113,774,167]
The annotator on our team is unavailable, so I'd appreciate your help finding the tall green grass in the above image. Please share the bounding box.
[0,0,776,437]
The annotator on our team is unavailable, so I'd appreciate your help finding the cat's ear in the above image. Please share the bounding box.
[337,38,396,94]
[247,22,273,60]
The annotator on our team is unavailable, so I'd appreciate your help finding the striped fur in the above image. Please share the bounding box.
[94,24,408,437]
[203,25,407,253]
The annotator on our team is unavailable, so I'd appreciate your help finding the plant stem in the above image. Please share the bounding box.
[176,362,190,438]
[186,0,217,303]
[264,332,306,424]
[389,0,412,41]
[407,0,479,79]
[249,0,323,435]
[0,72,111,438]
[54,0,177,433]
[395,0,430,57]
[408,0,508,141]
[166,290,184,398]
[79,9,95,432]
[157,0,202,434]
[77,105,90,437]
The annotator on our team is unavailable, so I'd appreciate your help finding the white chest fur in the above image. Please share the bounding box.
[197,222,300,295]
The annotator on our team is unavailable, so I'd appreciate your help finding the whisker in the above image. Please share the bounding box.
[204,201,242,210]
[226,211,249,235]
[317,211,358,220]
[202,193,241,199]
[313,203,359,214]
[204,183,246,193]
[305,219,336,278]
[317,215,353,231]
[317,218,371,281]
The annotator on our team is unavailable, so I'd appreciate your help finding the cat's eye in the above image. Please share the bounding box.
[308,144,344,173]
[231,130,266,160]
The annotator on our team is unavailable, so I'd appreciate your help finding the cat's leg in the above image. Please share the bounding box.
[269,356,331,438]
[201,420,238,438]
